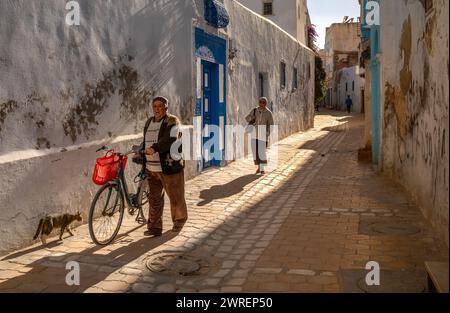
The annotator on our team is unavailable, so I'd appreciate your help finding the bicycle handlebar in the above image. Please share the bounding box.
[96,145,142,156]
[123,150,138,156]
[96,145,108,153]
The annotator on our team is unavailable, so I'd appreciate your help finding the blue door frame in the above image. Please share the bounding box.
[362,0,381,164]
[195,28,227,169]
[370,27,381,164]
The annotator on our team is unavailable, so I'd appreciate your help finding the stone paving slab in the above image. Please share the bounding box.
[0,111,447,293]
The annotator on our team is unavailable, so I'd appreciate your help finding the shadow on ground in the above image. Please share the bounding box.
[0,111,447,293]
[197,174,260,206]
[0,226,177,292]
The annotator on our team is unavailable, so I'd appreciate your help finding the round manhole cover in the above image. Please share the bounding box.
[146,251,203,276]
[370,223,421,236]
[166,257,200,274]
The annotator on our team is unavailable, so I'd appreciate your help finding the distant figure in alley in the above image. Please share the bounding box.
[246,97,274,175]
[345,95,353,113]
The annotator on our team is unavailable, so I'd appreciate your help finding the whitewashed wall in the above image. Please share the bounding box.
[335,66,364,113]
[296,0,309,46]
[0,0,314,254]
[236,0,304,43]
[380,0,449,245]
[226,0,315,141]
[0,0,200,255]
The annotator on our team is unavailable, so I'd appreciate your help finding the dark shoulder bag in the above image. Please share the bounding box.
[249,108,257,125]
[245,108,257,134]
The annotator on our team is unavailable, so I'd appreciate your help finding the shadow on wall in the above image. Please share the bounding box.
[128,0,195,125]
[65,0,195,143]
[0,0,198,256]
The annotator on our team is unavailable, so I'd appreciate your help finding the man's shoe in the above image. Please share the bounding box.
[260,171,266,175]
[144,229,162,237]
[171,224,184,233]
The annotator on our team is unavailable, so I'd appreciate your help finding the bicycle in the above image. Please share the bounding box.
[88,145,150,245]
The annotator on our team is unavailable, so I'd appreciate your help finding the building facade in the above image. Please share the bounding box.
[324,20,364,111]
[324,21,360,82]
[334,65,364,113]
[0,0,315,254]
[236,0,311,45]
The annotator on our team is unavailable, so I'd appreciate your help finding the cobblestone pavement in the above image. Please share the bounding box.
[0,111,447,293]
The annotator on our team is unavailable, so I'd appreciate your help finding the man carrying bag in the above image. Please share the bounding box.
[245,97,274,175]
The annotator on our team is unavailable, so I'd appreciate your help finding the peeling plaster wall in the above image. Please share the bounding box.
[380,0,449,245]
[0,0,198,255]
[0,0,314,254]
[0,0,196,152]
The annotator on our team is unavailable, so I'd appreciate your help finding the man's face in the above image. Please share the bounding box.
[152,100,168,121]
[259,99,267,109]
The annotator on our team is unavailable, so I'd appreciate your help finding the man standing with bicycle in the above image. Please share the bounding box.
[136,96,188,237]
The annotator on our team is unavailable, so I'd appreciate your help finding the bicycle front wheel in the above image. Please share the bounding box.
[89,182,125,245]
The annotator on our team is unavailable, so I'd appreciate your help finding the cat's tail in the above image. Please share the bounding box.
[33,219,44,240]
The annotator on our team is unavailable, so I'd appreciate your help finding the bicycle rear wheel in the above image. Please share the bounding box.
[89,182,125,245]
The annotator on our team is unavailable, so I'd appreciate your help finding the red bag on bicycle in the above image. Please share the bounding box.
[92,150,127,185]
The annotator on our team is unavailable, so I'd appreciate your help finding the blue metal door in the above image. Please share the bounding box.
[202,60,214,168]
[195,28,227,170]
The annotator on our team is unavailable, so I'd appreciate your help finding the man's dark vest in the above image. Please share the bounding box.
[143,114,184,175]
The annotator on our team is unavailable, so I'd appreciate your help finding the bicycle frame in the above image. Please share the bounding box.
[114,155,147,209]
[116,156,131,207]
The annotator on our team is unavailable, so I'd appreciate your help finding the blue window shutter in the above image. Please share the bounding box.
[204,0,230,28]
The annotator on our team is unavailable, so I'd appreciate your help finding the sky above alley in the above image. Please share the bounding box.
[308,0,360,49]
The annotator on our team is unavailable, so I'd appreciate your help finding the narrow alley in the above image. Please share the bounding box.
[0,111,447,293]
